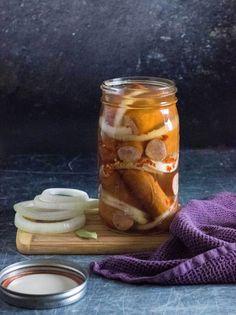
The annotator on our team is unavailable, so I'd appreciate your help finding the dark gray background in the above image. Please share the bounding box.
[0,0,235,155]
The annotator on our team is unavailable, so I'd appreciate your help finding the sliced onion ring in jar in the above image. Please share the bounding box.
[138,157,179,174]
[34,195,88,211]
[154,159,178,173]
[100,116,178,142]
[112,161,159,175]
[113,107,128,126]
[135,199,178,231]
[13,201,84,221]
[112,158,178,175]
[41,188,89,202]
[172,173,179,195]
[99,117,133,138]
[15,213,86,234]
[101,189,149,225]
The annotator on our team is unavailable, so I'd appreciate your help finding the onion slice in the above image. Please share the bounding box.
[101,189,148,224]
[41,188,89,202]
[100,116,178,141]
[172,173,179,195]
[135,199,178,231]
[99,117,133,138]
[83,198,99,214]
[84,198,99,210]
[154,159,178,173]
[34,195,87,211]
[15,213,86,234]
[13,188,98,234]
[14,201,84,221]
[112,157,178,175]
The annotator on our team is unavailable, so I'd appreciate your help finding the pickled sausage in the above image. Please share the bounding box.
[120,169,171,218]
[162,126,179,156]
[98,133,117,164]
[145,138,167,161]
[117,141,144,162]
[123,108,164,135]
[100,170,142,210]
[99,200,134,231]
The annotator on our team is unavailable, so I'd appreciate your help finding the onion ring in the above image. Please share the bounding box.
[101,189,148,224]
[99,116,178,141]
[14,188,98,234]
[14,201,83,221]
[41,188,89,202]
[34,195,87,210]
[84,198,99,210]
[15,213,86,234]
[135,199,178,231]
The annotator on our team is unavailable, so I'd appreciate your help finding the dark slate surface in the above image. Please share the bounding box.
[0,1,236,155]
[0,149,236,314]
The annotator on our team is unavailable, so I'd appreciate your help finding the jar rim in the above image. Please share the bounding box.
[101,76,177,95]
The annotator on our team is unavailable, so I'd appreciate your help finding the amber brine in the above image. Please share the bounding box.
[98,77,179,233]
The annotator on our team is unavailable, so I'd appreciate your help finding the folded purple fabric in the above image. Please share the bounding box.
[90,192,236,284]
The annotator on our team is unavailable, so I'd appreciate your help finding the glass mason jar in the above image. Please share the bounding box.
[98,77,179,233]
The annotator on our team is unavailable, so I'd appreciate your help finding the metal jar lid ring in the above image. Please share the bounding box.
[0,259,88,309]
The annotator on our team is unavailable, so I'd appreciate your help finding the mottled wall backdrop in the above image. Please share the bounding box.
[0,0,235,155]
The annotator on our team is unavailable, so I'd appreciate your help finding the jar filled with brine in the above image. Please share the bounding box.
[98,77,179,233]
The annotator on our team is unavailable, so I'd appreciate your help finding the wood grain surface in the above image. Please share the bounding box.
[16,214,170,254]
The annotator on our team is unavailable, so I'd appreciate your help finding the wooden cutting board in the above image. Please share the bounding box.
[16,214,170,254]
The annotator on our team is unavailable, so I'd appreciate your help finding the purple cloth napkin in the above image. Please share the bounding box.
[90,192,236,284]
